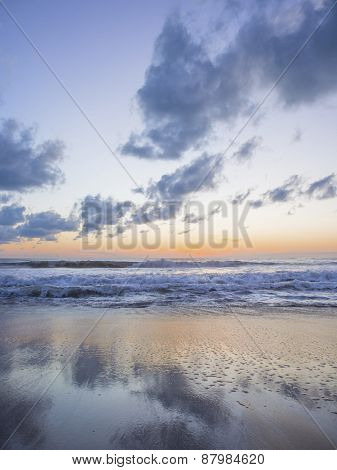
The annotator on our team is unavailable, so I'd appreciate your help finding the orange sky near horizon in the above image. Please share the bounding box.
[2,230,337,259]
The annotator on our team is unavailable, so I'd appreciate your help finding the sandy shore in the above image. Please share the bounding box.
[0,304,336,449]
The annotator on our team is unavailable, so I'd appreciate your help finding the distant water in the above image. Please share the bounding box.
[0,258,337,308]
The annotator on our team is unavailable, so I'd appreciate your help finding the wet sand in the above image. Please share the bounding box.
[0,304,336,450]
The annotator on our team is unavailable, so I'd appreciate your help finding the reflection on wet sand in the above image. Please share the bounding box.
[0,305,336,449]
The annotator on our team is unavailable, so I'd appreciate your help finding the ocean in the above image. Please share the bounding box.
[1,257,337,308]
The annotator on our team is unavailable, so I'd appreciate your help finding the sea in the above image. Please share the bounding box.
[0,257,337,309]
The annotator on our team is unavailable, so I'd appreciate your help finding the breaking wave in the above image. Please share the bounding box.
[1,261,337,308]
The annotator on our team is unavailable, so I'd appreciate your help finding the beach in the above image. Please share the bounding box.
[2,0,337,461]
[1,304,336,450]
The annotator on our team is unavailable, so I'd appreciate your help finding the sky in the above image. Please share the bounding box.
[0,0,337,259]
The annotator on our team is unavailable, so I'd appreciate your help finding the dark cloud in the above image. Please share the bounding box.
[129,200,178,225]
[254,0,337,106]
[80,153,223,234]
[80,194,172,233]
[18,211,79,241]
[0,119,65,192]
[249,199,264,209]
[304,173,337,199]
[249,173,337,208]
[0,204,25,225]
[120,134,164,160]
[248,175,302,208]
[0,203,25,243]
[122,1,337,160]
[121,13,249,159]
[232,137,261,162]
[128,153,222,227]
[0,226,19,244]
[145,153,224,200]
[80,195,134,234]
[266,175,302,202]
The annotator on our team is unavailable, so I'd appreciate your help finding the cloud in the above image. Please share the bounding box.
[256,0,337,106]
[122,1,337,160]
[80,153,223,234]
[129,200,178,225]
[80,194,171,234]
[304,173,337,199]
[80,195,134,234]
[145,153,224,200]
[249,173,337,208]
[232,137,261,162]
[0,119,65,192]
[120,134,164,160]
[266,175,302,202]
[248,174,302,208]
[249,199,264,209]
[0,204,25,225]
[18,211,79,241]
[121,13,249,159]
[0,226,19,244]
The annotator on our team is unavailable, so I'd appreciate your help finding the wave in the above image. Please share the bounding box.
[0,268,337,307]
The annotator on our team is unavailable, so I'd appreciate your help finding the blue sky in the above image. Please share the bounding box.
[1,0,337,257]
